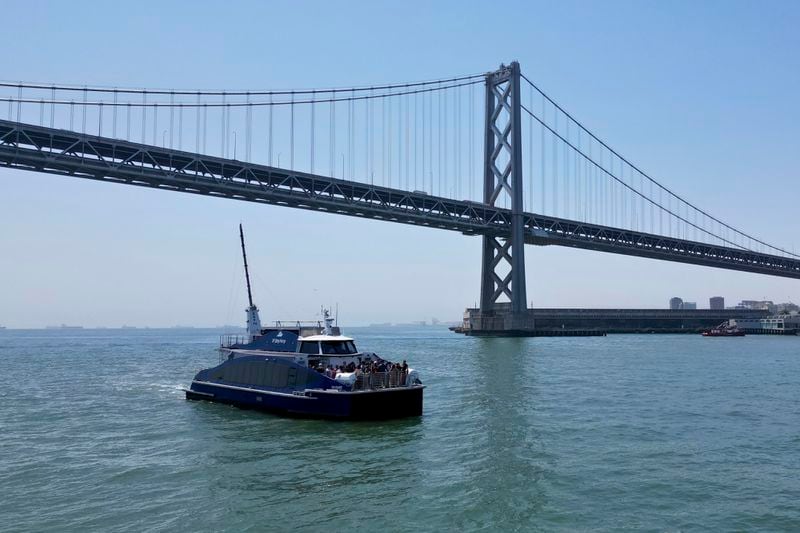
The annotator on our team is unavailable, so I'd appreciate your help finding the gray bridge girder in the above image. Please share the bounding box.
[1,118,799,280]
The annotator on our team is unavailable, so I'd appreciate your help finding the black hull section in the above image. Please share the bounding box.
[335,387,424,419]
[186,382,424,420]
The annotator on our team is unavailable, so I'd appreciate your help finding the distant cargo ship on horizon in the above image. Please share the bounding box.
[45,324,84,330]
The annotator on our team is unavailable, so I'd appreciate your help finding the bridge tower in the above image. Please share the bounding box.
[477,61,533,332]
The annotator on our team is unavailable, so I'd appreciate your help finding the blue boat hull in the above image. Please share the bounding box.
[186,380,424,419]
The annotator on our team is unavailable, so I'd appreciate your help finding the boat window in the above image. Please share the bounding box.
[321,342,340,355]
[320,341,357,355]
[299,341,320,354]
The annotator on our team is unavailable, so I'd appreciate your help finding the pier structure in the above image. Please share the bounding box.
[457,306,771,335]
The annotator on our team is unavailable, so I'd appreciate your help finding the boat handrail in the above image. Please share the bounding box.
[350,370,410,391]
[272,320,324,328]
[220,333,249,348]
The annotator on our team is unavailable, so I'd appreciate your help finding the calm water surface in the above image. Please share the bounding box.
[1,328,799,531]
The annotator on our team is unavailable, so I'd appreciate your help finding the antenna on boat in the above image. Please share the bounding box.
[239,224,262,341]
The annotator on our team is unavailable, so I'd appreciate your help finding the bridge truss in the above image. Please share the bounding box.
[2,118,799,280]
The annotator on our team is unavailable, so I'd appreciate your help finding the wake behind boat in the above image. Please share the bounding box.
[185,225,424,419]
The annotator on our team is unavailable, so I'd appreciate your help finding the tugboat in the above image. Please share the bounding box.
[185,225,424,419]
[702,321,746,337]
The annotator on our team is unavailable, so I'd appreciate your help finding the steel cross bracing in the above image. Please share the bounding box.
[2,118,800,280]
[480,62,527,314]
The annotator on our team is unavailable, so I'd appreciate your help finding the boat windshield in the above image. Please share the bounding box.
[299,341,320,354]
[320,341,358,355]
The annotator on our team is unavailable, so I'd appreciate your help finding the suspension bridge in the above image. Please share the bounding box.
[1,62,798,333]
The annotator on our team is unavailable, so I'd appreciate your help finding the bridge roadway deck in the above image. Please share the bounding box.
[2,119,799,280]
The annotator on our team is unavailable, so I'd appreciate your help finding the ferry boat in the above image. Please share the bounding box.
[702,321,746,337]
[185,225,424,419]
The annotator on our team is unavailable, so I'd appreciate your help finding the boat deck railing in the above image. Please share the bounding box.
[220,334,249,349]
[351,370,409,391]
[273,320,323,328]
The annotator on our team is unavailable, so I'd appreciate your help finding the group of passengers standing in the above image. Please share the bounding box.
[318,359,410,387]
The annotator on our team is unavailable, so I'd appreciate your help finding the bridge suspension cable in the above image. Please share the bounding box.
[519,71,799,259]
[0,73,485,97]
[2,72,486,203]
[1,65,796,262]
[0,79,482,107]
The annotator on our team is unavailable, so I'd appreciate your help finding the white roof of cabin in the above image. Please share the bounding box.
[299,335,354,342]
[230,349,300,358]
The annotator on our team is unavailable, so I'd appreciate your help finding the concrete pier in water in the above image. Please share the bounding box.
[455,304,771,336]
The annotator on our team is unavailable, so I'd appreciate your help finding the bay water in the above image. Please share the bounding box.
[1,328,798,531]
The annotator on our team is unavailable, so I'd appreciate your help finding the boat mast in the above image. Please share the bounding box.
[239,223,254,308]
[239,224,262,341]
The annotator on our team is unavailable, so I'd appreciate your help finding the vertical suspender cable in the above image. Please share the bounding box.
[469,83,474,201]
[364,91,369,183]
[330,91,335,176]
[310,91,315,173]
[346,91,351,179]
[406,91,410,191]
[455,86,460,199]
[82,87,87,134]
[203,103,208,155]
[51,86,56,128]
[564,120,569,218]
[246,92,252,162]
[428,88,433,194]
[397,92,402,188]
[414,90,418,190]
[169,92,174,149]
[541,97,546,215]
[422,87,427,192]
[220,92,226,157]
[553,111,558,215]
[586,137,597,223]
[112,89,117,138]
[195,92,200,152]
[368,89,373,183]
[153,103,158,148]
[290,92,295,169]
[437,82,442,196]
[178,103,183,150]
[528,87,533,212]
[443,85,448,197]
[268,93,273,166]
[576,130,580,220]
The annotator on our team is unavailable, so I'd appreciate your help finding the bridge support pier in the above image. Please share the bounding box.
[475,62,534,334]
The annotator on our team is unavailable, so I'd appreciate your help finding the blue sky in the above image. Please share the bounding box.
[1,1,799,327]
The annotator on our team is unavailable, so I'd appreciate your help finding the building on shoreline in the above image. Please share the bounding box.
[731,315,800,334]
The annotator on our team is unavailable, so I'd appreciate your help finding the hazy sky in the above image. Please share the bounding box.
[1,0,799,328]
